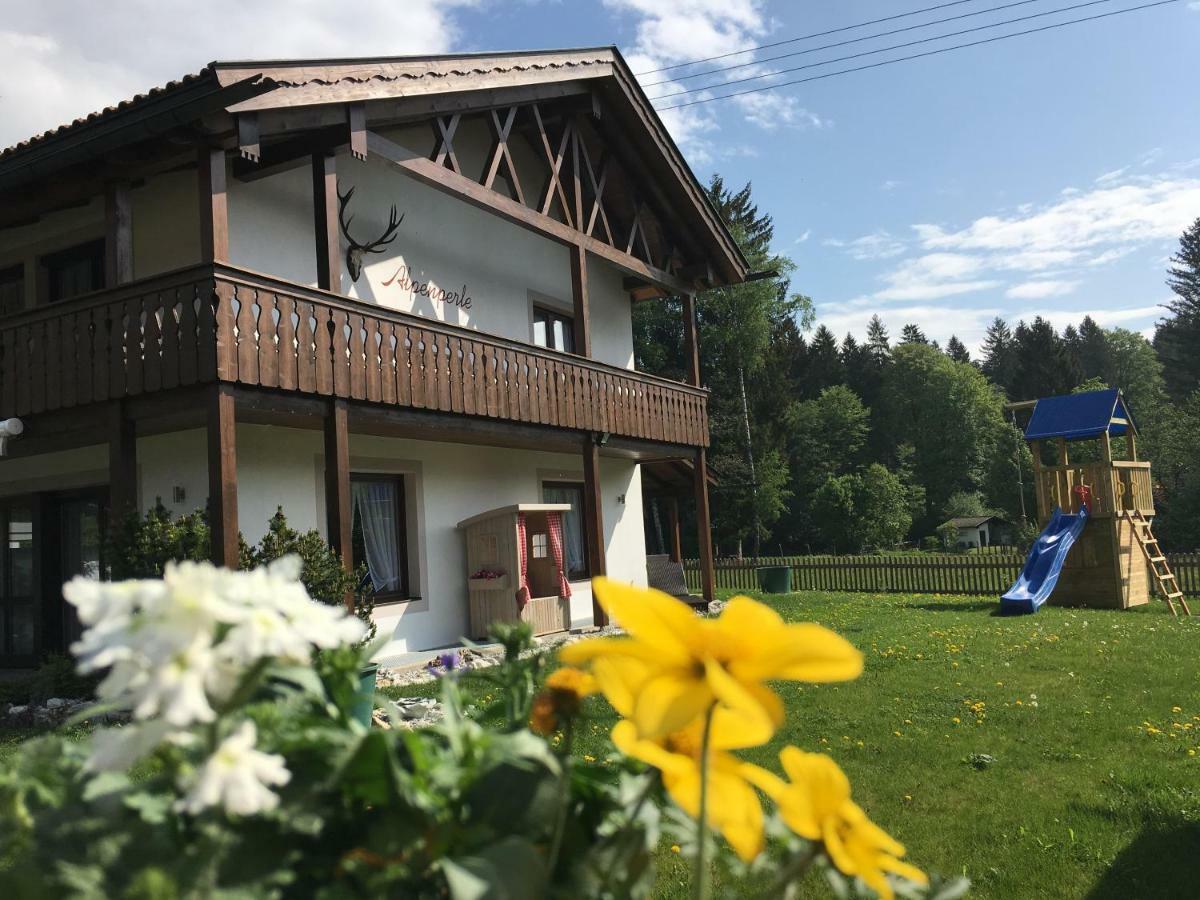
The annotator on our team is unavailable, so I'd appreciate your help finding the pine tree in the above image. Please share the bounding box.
[1011,317,1082,399]
[900,324,928,345]
[1075,316,1112,382]
[1156,217,1200,398]
[866,314,891,363]
[980,317,1018,395]
[807,325,844,393]
[945,335,971,364]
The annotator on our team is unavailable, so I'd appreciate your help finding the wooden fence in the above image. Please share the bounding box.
[684,552,1200,597]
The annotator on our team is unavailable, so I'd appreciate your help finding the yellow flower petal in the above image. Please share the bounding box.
[732,622,864,684]
[633,670,712,739]
[588,655,651,719]
[704,657,778,745]
[591,577,698,666]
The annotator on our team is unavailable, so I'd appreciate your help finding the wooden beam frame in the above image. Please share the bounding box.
[582,435,608,626]
[693,448,716,604]
[570,243,591,358]
[108,401,137,520]
[682,292,701,387]
[324,400,353,599]
[207,384,239,567]
[311,152,341,291]
[198,147,229,263]
[104,181,133,286]
[667,496,682,564]
[365,129,694,294]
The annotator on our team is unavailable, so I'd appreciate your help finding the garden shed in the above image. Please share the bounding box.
[456,504,574,639]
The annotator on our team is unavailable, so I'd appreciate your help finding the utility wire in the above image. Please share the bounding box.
[642,0,1056,88]
[655,0,1181,111]
[651,0,1120,101]
[635,0,1000,76]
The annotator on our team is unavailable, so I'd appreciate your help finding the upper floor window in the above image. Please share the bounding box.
[0,264,24,317]
[532,306,574,353]
[43,239,105,304]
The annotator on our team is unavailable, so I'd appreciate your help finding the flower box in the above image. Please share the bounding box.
[468,574,510,591]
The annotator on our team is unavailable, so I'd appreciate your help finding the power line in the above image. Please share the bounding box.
[651,0,1121,101]
[655,0,1181,111]
[642,0,1055,88]
[635,0,998,76]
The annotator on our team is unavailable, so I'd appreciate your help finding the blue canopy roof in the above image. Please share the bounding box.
[1024,388,1136,442]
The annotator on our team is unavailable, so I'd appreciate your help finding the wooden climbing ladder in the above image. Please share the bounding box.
[1124,510,1191,616]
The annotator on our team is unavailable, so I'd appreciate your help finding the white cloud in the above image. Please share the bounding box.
[880,179,903,192]
[732,91,828,132]
[1005,280,1080,300]
[0,2,478,149]
[824,230,906,260]
[1095,167,1128,185]
[794,229,811,244]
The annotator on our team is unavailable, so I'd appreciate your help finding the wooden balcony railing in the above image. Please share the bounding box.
[1035,460,1153,520]
[0,263,709,447]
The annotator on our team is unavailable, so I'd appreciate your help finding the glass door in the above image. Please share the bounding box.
[57,495,105,650]
[0,502,37,666]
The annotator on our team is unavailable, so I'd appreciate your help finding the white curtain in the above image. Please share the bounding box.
[543,485,584,577]
[352,481,401,593]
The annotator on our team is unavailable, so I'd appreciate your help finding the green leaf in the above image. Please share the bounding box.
[441,836,547,900]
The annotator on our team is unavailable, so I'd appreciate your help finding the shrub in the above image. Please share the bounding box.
[936,521,961,549]
[246,508,375,643]
[106,501,212,579]
[0,571,964,899]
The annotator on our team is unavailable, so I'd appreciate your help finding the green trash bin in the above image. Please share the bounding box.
[756,565,792,594]
[352,662,380,726]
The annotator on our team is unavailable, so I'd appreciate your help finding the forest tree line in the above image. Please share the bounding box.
[634,179,1200,555]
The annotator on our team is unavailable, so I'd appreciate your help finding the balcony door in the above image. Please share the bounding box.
[0,500,37,666]
[0,489,106,668]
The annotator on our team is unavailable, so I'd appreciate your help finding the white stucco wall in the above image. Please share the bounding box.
[225,140,635,371]
[0,425,647,657]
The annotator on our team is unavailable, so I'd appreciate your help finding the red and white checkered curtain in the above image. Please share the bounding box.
[548,511,572,600]
[515,513,531,609]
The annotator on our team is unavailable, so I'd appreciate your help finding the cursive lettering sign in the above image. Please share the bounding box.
[382,264,473,309]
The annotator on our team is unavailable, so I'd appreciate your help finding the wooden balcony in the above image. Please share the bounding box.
[1035,460,1154,520]
[0,263,709,448]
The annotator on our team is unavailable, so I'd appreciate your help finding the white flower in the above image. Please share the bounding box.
[178,722,291,817]
[85,721,177,773]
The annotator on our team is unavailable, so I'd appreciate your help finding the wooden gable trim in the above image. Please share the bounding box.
[364,129,694,294]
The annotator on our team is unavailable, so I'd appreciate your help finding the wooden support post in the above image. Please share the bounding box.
[1030,439,1044,522]
[582,436,607,626]
[693,448,716,603]
[312,152,341,291]
[324,400,353,583]
[198,147,229,263]
[1127,428,1138,461]
[570,243,591,357]
[682,292,700,387]
[104,182,133,286]
[107,401,137,521]
[207,385,239,567]
[1057,437,1069,466]
[667,495,683,564]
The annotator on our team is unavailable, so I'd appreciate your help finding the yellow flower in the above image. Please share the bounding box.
[529,666,597,735]
[561,579,862,741]
[744,749,927,900]
[613,716,764,862]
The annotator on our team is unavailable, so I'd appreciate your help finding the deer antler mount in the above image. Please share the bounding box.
[337,183,404,282]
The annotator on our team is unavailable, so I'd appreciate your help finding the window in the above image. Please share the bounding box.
[43,239,105,303]
[0,265,24,317]
[532,306,574,353]
[350,474,411,600]
[531,532,548,559]
[542,481,587,579]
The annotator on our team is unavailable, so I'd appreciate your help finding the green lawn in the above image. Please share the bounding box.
[389,590,1200,899]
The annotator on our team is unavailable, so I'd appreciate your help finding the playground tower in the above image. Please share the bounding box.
[1020,389,1163,610]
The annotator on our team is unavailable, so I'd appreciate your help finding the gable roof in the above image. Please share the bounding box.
[944,516,1003,529]
[0,48,748,284]
[1023,388,1136,442]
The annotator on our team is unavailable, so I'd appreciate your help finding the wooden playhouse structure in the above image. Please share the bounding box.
[1020,389,1188,614]
[456,504,575,639]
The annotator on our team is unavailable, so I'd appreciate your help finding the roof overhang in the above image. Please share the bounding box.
[1023,388,1138,442]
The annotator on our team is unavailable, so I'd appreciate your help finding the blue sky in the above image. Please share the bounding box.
[5,0,1199,351]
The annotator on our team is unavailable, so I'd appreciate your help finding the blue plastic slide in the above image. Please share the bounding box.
[1000,504,1090,614]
